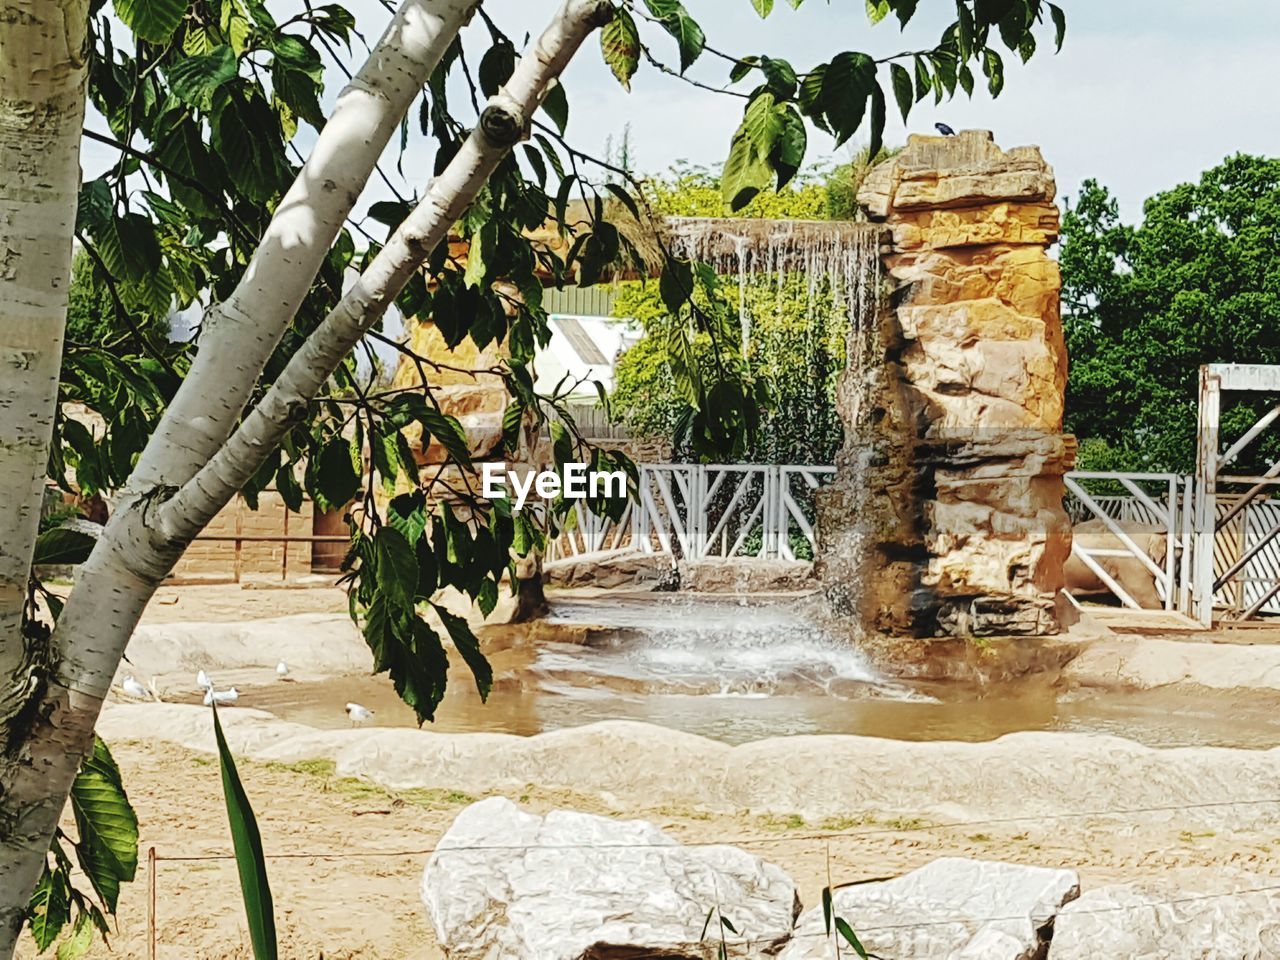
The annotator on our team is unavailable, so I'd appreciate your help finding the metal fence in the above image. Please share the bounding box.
[545,463,835,564]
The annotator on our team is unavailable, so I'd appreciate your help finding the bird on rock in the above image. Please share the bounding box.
[197,669,212,690]
[345,702,374,727]
[934,122,956,136]
[122,676,150,700]
[204,686,239,706]
[276,661,290,680]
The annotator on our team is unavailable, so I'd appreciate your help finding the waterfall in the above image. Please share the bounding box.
[665,217,883,439]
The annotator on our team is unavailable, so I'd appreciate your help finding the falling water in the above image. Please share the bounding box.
[666,216,886,627]
[665,217,884,434]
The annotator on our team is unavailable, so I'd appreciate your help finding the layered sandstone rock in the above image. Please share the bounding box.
[819,130,1074,637]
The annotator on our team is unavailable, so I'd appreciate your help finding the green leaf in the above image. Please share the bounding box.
[376,526,419,610]
[434,605,493,700]
[659,256,693,315]
[316,437,360,507]
[721,93,783,210]
[56,911,96,960]
[644,0,705,72]
[760,57,797,100]
[835,917,869,959]
[868,81,885,164]
[70,738,139,913]
[33,527,96,566]
[212,705,278,960]
[114,0,185,42]
[421,407,472,467]
[28,867,70,951]
[890,62,913,122]
[600,8,641,90]
[476,578,498,618]
[770,105,806,188]
[541,79,569,135]
[821,51,874,144]
[983,48,1005,96]
[167,46,238,108]
[212,85,288,202]
[1049,3,1066,52]
[865,0,889,24]
[76,180,113,233]
[796,63,827,130]
[913,54,932,101]
[751,0,773,15]
[550,419,574,469]
[478,40,516,97]
[730,55,759,83]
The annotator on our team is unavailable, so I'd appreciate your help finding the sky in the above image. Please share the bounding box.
[81,0,1280,225]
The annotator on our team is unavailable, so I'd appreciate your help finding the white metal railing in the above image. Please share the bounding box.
[1063,472,1192,614]
[544,463,835,564]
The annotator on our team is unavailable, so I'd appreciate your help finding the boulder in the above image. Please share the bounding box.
[1050,882,1280,959]
[421,797,800,959]
[777,858,1079,960]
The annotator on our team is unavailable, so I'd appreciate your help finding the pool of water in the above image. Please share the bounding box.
[195,596,1280,748]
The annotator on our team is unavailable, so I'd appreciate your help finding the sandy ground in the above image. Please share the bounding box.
[15,732,1280,960]
[17,584,1280,958]
[135,582,351,624]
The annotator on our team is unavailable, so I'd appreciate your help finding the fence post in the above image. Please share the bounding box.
[147,845,157,960]
[1194,368,1221,626]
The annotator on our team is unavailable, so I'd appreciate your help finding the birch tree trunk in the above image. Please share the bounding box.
[125,0,478,499]
[0,0,612,949]
[0,1,88,947]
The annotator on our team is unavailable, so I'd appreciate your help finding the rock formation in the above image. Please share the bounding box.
[778,858,1080,960]
[818,130,1074,637]
[421,797,800,959]
[1051,882,1280,958]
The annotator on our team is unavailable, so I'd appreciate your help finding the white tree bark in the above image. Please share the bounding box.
[0,1,612,949]
[0,1,90,947]
[125,0,479,498]
[159,0,614,537]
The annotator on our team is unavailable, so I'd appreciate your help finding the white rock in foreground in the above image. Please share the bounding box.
[778,858,1079,960]
[1050,882,1280,959]
[421,797,799,959]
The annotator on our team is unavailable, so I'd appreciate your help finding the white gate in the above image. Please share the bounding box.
[544,463,834,563]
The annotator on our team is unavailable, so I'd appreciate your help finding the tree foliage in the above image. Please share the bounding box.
[1062,155,1280,473]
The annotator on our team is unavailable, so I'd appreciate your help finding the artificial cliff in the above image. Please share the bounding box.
[818,130,1075,637]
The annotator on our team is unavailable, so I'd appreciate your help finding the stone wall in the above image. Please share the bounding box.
[818,131,1074,637]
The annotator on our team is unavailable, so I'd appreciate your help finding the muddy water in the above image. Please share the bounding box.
[210,596,1280,748]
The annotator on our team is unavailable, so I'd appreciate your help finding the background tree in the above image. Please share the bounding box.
[1062,155,1280,473]
[0,0,1065,952]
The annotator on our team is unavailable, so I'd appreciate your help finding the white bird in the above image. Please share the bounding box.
[275,660,290,680]
[203,686,239,706]
[196,670,212,690]
[121,675,150,700]
[345,702,374,726]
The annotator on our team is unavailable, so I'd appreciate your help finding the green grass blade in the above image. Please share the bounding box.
[212,703,277,960]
